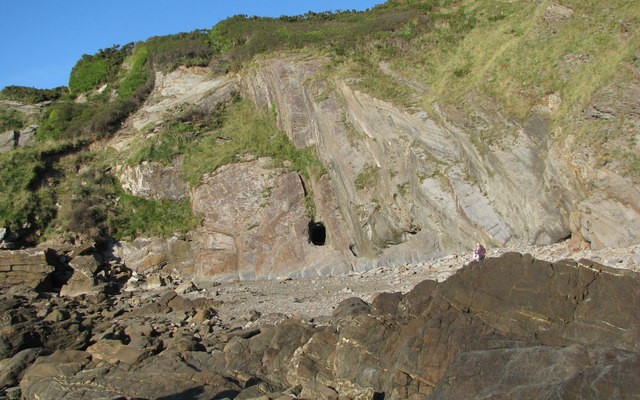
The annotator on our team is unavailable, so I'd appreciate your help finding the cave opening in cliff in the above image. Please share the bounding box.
[308,221,326,246]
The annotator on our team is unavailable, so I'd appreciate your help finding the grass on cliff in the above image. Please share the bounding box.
[204,0,640,181]
[312,0,638,126]
[324,0,639,178]
[129,98,326,187]
[0,145,65,243]
[48,150,200,242]
[183,100,326,185]
[107,192,200,240]
[127,97,326,219]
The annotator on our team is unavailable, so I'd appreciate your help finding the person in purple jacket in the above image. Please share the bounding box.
[474,242,486,261]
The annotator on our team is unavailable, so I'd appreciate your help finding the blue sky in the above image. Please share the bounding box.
[0,0,384,91]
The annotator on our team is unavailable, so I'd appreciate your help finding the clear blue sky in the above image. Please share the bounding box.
[0,0,384,91]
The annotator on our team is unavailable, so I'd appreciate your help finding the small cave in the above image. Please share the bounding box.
[308,221,326,246]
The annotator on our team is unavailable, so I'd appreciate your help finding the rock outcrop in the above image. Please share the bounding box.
[244,57,580,258]
[116,158,353,281]
[0,249,53,289]
[4,253,638,399]
[191,159,351,280]
[118,159,189,201]
[109,56,640,282]
[0,126,37,153]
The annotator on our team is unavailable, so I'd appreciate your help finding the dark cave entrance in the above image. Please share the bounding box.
[308,221,326,246]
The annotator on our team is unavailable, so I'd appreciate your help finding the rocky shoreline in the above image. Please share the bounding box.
[203,242,640,323]
[1,242,639,399]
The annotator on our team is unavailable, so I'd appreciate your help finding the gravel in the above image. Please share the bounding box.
[177,242,640,327]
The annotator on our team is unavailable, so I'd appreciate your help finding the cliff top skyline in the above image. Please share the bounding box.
[0,0,382,91]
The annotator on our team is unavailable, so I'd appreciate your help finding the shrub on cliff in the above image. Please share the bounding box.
[0,147,57,244]
[69,44,134,94]
[0,85,68,104]
[117,46,152,100]
[146,30,213,71]
[0,108,27,131]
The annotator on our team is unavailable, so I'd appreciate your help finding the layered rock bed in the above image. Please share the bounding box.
[0,242,638,399]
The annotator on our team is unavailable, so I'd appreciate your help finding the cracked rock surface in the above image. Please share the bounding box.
[1,242,639,399]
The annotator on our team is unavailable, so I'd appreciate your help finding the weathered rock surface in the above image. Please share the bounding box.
[4,250,638,399]
[58,254,102,297]
[0,249,53,289]
[113,236,195,277]
[191,158,352,280]
[244,57,580,258]
[0,130,17,153]
[116,158,353,281]
[0,126,37,153]
[108,57,639,282]
[118,159,188,201]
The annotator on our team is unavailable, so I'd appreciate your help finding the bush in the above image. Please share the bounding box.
[52,157,112,241]
[69,44,134,93]
[118,46,152,100]
[37,63,153,142]
[129,99,228,166]
[147,30,213,71]
[206,8,419,72]
[69,57,110,93]
[0,108,27,131]
[65,200,104,239]
[36,101,90,141]
[0,148,57,243]
[0,86,68,104]
[181,99,325,186]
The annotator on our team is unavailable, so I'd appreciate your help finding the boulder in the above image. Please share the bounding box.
[431,344,640,399]
[0,130,17,152]
[87,339,150,365]
[118,159,188,201]
[252,254,640,398]
[19,350,92,399]
[331,297,371,320]
[113,236,195,276]
[0,249,53,290]
[21,347,243,400]
[0,348,47,389]
[10,253,640,399]
[16,126,36,147]
[59,254,102,297]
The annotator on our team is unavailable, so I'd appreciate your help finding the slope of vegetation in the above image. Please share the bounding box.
[0,86,68,104]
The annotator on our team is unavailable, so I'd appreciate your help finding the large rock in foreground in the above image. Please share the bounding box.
[11,253,640,399]
[218,253,640,399]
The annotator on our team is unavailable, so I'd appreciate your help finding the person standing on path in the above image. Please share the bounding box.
[474,242,486,261]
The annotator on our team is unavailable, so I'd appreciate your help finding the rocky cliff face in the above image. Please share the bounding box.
[111,53,639,281]
[244,58,577,254]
